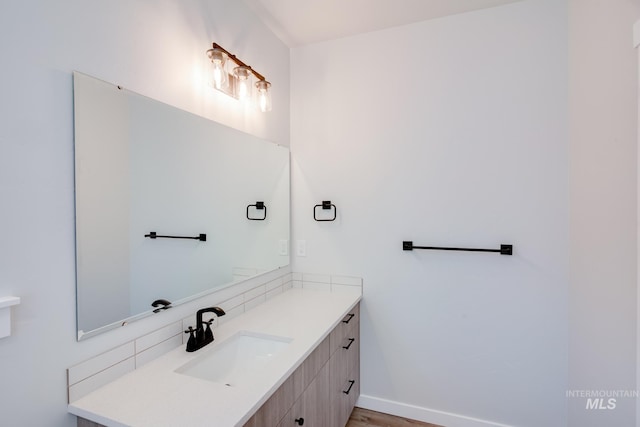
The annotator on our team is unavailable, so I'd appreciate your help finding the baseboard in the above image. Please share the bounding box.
[356,395,514,427]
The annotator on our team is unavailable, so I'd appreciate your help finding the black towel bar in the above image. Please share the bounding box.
[145,232,207,242]
[403,241,512,256]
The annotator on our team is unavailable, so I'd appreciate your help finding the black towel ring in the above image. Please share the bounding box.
[314,201,337,222]
[247,201,267,221]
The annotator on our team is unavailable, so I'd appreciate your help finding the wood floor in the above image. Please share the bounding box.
[346,407,444,427]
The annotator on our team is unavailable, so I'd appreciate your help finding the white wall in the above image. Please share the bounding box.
[568,0,639,426]
[2,0,638,426]
[291,1,569,426]
[0,1,289,426]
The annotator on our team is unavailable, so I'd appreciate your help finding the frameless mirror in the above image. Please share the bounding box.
[73,72,289,340]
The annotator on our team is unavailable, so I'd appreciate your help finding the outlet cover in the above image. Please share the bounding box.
[296,240,307,257]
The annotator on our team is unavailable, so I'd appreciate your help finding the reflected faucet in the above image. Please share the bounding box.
[151,299,172,313]
[185,307,226,352]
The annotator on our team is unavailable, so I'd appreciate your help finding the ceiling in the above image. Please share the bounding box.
[243,0,524,47]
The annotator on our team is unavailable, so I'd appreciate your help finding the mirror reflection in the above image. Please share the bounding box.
[73,72,289,340]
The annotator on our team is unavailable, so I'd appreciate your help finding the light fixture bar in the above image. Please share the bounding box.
[207,43,272,111]
[210,42,266,82]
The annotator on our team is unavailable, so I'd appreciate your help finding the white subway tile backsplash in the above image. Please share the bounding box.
[292,281,302,289]
[302,282,331,292]
[291,272,303,281]
[218,279,259,299]
[135,322,182,353]
[68,342,135,386]
[266,286,283,300]
[68,357,135,403]
[331,275,362,287]
[283,281,293,291]
[181,316,194,338]
[266,277,283,291]
[136,335,182,368]
[218,304,244,325]
[331,283,363,295]
[220,294,244,312]
[244,284,266,301]
[302,273,331,283]
[245,294,266,312]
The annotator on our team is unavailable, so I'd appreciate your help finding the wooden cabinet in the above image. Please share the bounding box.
[77,419,104,427]
[267,303,360,427]
[329,304,360,427]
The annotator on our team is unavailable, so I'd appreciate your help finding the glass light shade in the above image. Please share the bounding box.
[255,80,272,112]
[207,48,228,90]
[233,66,252,103]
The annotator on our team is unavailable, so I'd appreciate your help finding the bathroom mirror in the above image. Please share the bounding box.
[73,72,289,340]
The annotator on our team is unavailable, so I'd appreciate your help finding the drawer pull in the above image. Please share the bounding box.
[295,417,305,425]
[342,313,355,324]
[342,338,355,350]
[343,380,356,395]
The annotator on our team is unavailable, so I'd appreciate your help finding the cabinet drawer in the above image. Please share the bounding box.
[329,371,360,427]
[330,337,359,385]
[244,335,330,427]
[329,314,360,427]
[277,362,330,427]
[329,304,359,355]
[345,365,360,415]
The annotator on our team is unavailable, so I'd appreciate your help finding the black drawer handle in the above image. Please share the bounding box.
[342,313,355,324]
[342,338,355,350]
[343,380,356,395]
[295,417,304,425]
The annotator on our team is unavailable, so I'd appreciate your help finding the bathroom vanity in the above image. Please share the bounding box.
[244,302,359,427]
[69,289,361,427]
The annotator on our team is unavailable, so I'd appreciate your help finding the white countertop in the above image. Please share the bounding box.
[68,288,361,427]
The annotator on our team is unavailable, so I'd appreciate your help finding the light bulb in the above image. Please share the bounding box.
[255,80,272,112]
[233,66,252,103]
[206,48,227,89]
[212,63,224,88]
[238,80,249,100]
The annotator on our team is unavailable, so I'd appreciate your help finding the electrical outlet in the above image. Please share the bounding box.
[296,240,307,257]
[278,239,288,256]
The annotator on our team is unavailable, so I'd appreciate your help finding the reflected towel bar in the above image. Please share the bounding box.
[145,232,207,242]
[402,241,512,255]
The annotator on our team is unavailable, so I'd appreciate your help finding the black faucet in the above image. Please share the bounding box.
[151,299,172,313]
[185,307,226,352]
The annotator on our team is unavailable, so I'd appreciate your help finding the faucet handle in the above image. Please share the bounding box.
[184,326,198,352]
[204,320,214,342]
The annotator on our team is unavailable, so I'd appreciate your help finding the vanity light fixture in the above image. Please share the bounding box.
[206,43,273,112]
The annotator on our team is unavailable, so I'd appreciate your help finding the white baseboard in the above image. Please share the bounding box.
[356,394,514,427]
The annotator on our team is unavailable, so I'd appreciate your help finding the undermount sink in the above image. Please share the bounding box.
[175,331,292,386]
